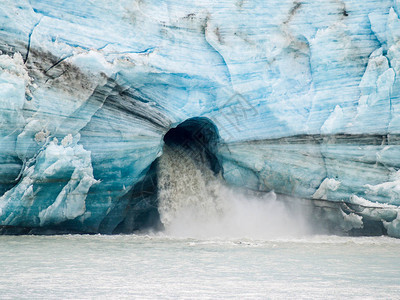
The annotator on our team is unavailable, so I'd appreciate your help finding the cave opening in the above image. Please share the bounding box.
[110,117,222,234]
[163,117,222,174]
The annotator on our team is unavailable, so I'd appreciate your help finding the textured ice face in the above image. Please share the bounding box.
[0,0,400,236]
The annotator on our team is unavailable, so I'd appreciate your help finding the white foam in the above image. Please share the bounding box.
[157,145,311,239]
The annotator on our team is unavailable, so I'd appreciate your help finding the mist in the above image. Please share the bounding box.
[156,145,312,240]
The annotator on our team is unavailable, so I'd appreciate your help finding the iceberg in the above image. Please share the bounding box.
[1,0,400,237]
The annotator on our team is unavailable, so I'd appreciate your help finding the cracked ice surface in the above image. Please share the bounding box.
[1,0,400,236]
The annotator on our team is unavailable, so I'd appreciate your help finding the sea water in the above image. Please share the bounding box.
[0,234,399,299]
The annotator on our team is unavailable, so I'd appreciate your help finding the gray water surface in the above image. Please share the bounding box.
[1,234,400,299]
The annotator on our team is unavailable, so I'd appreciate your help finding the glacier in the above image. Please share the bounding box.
[1,0,400,237]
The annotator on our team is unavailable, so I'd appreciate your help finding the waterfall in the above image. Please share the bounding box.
[157,144,223,228]
[156,144,310,239]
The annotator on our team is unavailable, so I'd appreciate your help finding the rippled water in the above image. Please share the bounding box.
[1,234,399,299]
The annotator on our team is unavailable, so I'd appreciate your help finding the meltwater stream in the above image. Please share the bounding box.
[157,145,310,239]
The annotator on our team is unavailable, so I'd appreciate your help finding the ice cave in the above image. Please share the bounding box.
[1,0,400,237]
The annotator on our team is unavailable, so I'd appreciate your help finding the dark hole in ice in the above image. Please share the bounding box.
[0,156,24,198]
[163,117,221,174]
[110,117,222,234]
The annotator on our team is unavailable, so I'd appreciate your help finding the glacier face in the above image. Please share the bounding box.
[1,0,400,236]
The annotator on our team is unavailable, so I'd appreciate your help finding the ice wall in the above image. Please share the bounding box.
[0,0,400,236]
